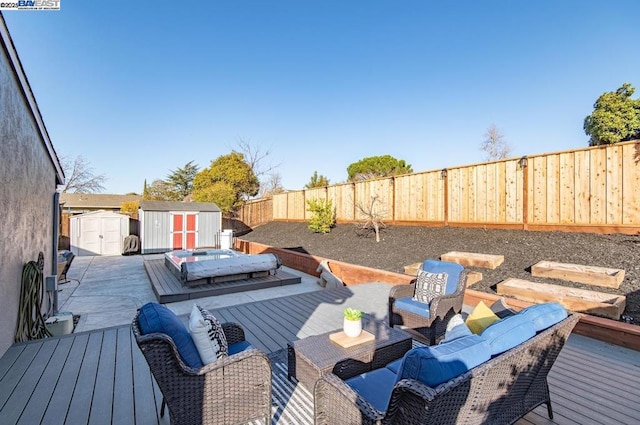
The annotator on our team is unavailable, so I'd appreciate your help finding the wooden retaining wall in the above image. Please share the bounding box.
[235,238,640,351]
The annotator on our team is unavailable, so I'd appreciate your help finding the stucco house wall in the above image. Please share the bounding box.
[0,16,64,356]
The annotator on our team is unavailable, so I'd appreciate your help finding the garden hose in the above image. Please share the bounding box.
[15,252,52,342]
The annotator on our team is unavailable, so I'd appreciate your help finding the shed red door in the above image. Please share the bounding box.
[172,214,184,250]
[172,213,197,250]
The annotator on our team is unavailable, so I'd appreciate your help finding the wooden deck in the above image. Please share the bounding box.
[144,259,301,303]
[1,284,639,424]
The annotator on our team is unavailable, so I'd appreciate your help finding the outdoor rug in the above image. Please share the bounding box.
[260,341,426,424]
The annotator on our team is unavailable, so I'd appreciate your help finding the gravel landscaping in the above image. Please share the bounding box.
[238,221,640,324]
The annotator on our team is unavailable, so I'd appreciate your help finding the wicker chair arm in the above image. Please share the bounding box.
[314,373,385,425]
[196,347,270,375]
[429,270,466,320]
[389,281,416,301]
[222,322,245,345]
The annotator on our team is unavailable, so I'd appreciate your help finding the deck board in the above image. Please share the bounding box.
[144,259,301,303]
[0,284,638,424]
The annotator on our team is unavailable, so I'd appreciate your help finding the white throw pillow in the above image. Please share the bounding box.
[188,304,222,364]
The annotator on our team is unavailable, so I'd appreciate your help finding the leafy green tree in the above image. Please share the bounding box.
[347,155,413,182]
[192,152,259,213]
[144,179,180,201]
[305,171,330,188]
[166,160,199,200]
[584,83,640,146]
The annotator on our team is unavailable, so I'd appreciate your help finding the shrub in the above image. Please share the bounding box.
[306,198,335,234]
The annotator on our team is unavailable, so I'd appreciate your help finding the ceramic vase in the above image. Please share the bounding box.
[343,318,362,338]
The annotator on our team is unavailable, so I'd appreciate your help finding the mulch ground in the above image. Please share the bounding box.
[237,221,640,324]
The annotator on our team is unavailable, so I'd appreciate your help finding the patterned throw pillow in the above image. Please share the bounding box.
[413,270,448,304]
[197,305,228,359]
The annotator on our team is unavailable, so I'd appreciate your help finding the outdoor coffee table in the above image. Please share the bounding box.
[287,316,412,391]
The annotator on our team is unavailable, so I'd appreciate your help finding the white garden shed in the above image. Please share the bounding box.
[70,210,130,256]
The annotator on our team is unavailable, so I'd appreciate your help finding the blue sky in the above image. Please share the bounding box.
[4,1,639,194]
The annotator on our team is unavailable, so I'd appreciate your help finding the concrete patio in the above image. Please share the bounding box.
[58,254,322,333]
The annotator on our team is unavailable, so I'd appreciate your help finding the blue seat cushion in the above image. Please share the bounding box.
[519,302,568,332]
[138,302,203,369]
[394,297,430,318]
[346,367,397,412]
[481,314,536,356]
[228,340,253,355]
[397,335,491,387]
[422,259,463,295]
[385,358,403,374]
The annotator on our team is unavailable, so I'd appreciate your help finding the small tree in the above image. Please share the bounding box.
[144,179,179,201]
[306,198,335,234]
[355,195,387,242]
[259,172,286,198]
[584,83,640,145]
[480,124,512,161]
[305,171,330,188]
[120,200,139,218]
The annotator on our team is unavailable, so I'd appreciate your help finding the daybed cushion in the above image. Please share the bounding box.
[394,297,431,318]
[138,302,203,369]
[346,367,397,412]
[413,271,448,304]
[397,334,491,388]
[421,259,463,295]
[466,301,500,334]
[481,314,536,356]
[519,302,568,332]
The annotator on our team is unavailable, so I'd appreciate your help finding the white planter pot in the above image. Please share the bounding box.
[343,318,362,338]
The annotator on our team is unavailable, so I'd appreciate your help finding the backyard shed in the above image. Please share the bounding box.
[70,210,131,256]
[139,201,222,254]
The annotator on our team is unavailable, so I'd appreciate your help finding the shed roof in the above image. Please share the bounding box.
[60,193,141,209]
[139,201,221,212]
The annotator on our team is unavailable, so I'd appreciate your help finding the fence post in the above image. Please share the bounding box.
[441,169,448,226]
[520,157,528,230]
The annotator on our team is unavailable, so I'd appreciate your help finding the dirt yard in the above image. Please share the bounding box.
[238,222,640,323]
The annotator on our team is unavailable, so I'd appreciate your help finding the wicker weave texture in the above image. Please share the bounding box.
[388,270,467,345]
[315,313,580,425]
[288,317,412,391]
[132,313,272,425]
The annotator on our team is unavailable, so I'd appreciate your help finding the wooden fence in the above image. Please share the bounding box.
[238,141,640,234]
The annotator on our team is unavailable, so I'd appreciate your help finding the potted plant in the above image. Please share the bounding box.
[343,308,363,337]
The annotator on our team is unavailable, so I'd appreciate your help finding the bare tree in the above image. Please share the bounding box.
[232,138,282,196]
[258,172,286,198]
[355,195,388,242]
[480,125,512,161]
[58,155,107,193]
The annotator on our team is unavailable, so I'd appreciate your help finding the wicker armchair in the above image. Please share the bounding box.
[315,313,580,425]
[132,312,272,425]
[389,260,467,345]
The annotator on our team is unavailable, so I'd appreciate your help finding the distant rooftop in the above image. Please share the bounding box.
[60,193,141,209]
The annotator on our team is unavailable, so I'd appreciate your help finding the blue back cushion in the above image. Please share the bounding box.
[481,314,536,356]
[519,302,568,332]
[138,302,203,369]
[394,297,431,317]
[397,335,490,387]
[422,260,463,294]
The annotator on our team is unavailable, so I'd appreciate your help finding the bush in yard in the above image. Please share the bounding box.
[307,198,335,234]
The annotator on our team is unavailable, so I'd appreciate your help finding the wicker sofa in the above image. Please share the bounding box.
[315,307,580,425]
[132,311,272,425]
